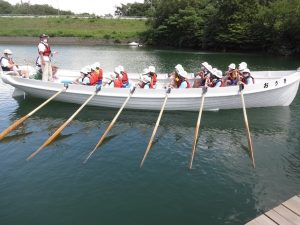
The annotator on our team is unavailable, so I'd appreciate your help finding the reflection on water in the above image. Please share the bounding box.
[0,45,300,225]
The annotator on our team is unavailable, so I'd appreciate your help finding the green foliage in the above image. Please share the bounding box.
[114,2,151,17]
[0,0,13,14]
[0,0,73,15]
[144,0,300,55]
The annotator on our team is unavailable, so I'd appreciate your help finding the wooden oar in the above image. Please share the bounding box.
[83,86,137,163]
[0,85,68,141]
[140,88,171,168]
[239,83,255,168]
[189,84,208,169]
[26,86,101,161]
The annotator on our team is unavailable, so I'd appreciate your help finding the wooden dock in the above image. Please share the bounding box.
[246,195,300,225]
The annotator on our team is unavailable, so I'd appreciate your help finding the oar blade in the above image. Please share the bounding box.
[0,115,28,141]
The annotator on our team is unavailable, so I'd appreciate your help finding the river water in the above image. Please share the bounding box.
[0,44,300,225]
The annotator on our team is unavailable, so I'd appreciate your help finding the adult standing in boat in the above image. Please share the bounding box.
[38,34,54,82]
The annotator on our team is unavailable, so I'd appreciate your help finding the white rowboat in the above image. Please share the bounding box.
[1,70,300,111]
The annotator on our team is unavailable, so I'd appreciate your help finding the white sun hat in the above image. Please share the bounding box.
[201,62,209,68]
[80,67,88,74]
[84,66,91,73]
[239,62,247,71]
[91,64,97,70]
[242,68,251,74]
[3,49,12,54]
[114,66,121,74]
[148,66,156,73]
[178,70,188,79]
[142,68,150,75]
[94,62,100,68]
[175,64,184,73]
[228,63,236,70]
[215,70,223,78]
[118,65,124,73]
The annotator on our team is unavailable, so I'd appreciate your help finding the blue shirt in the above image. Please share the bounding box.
[179,81,188,88]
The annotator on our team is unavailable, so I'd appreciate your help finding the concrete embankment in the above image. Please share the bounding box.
[0,36,137,46]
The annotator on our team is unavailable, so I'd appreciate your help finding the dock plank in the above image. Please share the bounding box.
[282,196,300,216]
[246,195,300,225]
[265,209,293,225]
[245,214,277,225]
[273,205,300,224]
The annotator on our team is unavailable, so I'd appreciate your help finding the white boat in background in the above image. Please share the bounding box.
[1,69,300,111]
[128,41,142,47]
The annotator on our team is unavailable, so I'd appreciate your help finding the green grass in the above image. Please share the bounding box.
[0,17,147,40]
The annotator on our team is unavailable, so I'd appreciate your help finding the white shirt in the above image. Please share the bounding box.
[0,57,10,67]
[38,42,50,62]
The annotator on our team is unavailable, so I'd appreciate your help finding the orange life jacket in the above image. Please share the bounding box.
[175,78,191,88]
[39,42,51,56]
[114,79,123,88]
[121,71,129,85]
[96,68,103,80]
[89,72,99,85]
[149,72,157,88]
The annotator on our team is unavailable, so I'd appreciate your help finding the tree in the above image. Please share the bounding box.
[0,0,13,14]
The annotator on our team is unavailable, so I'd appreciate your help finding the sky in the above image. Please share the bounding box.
[6,0,144,16]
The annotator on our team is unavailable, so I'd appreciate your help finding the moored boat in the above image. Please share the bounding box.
[1,69,300,111]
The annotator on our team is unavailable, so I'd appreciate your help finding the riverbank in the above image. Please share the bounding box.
[0,36,138,46]
[0,17,146,43]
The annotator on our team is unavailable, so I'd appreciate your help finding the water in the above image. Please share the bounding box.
[0,44,300,225]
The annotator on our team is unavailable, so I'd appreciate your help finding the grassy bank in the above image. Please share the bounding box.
[0,17,147,41]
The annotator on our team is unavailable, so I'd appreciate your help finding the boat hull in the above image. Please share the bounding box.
[2,71,300,111]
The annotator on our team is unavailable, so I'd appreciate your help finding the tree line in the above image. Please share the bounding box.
[0,0,73,15]
[116,0,300,55]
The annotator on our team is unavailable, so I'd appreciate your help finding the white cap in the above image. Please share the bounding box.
[4,49,12,54]
[142,68,150,75]
[178,70,188,79]
[239,62,247,71]
[148,66,155,73]
[215,70,223,78]
[175,64,184,73]
[228,63,236,70]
